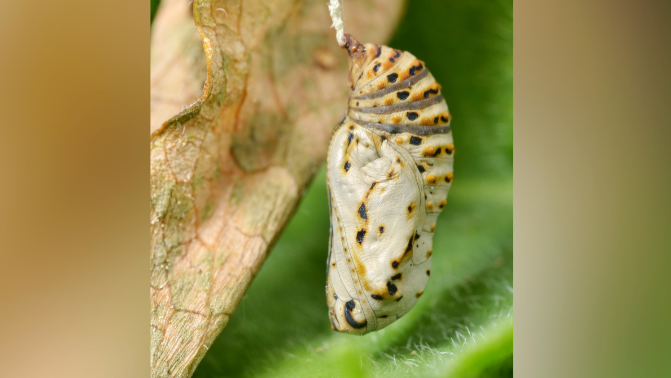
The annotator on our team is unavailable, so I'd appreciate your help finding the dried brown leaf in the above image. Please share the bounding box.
[150,0,405,377]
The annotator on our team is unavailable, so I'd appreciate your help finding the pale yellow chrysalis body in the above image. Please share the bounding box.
[326,36,454,334]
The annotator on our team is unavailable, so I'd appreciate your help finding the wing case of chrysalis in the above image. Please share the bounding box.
[326,34,454,334]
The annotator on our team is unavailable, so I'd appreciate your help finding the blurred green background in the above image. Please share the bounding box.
[152,1,512,377]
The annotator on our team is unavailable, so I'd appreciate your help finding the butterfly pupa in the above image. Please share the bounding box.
[326,35,454,334]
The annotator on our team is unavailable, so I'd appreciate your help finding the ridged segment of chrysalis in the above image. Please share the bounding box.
[326,35,454,334]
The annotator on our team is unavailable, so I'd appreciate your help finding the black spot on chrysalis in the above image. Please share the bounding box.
[358,203,367,220]
[344,300,366,329]
[380,315,388,318]
[356,229,366,244]
[392,261,399,269]
[344,161,351,171]
[387,282,398,295]
[441,115,448,122]
[347,132,353,144]
[397,91,410,100]
[389,57,395,63]
[375,45,382,58]
[395,296,403,302]
[433,147,442,157]
[414,233,420,240]
[409,136,422,145]
[391,273,402,281]
[387,73,398,83]
[405,237,413,253]
[373,63,381,73]
[434,117,439,124]
[371,294,383,300]
[426,270,431,276]
[409,63,423,76]
[379,226,385,233]
[406,112,419,121]
[423,88,439,98]
[417,165,426,173]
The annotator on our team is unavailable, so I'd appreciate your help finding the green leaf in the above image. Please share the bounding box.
[193,0,512,376]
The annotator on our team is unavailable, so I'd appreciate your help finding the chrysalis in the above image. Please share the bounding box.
[326,35,454,334]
